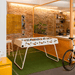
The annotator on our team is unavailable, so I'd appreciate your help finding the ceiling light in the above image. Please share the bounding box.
[10,3,33,7]
[35,7,61,12]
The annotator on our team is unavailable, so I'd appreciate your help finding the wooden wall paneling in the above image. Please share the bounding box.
[7,14,22,34]
[16,22,21,33]
[12,15,15,34]
[7,15,13,34]
[7,14,14,34]
[18,15,21,22]
[14,15,19,22]
[14,15,21,34]
[15,15,21,33]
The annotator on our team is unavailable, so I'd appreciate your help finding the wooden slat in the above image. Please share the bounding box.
[70,0,73,38]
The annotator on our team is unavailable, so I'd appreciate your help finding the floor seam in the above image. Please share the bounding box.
[12,68,19,75]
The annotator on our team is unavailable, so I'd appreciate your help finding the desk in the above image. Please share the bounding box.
[14,37,59,70]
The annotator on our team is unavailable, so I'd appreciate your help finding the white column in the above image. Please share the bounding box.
[0,0,6,57]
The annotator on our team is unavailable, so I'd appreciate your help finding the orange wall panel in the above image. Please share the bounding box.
[7,14,21,34]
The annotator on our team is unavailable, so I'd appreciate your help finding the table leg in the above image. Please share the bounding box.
[8,43,10,55]
[14,47,29,70]
[19,50,22,62]
[11,42,14,57]
[44,44,59,62]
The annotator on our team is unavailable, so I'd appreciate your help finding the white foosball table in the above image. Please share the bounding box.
[14,37,59,70]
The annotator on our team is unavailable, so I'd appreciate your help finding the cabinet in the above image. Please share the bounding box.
[0,57,12,75]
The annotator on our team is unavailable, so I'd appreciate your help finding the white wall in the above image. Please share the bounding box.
[0,0,6,57]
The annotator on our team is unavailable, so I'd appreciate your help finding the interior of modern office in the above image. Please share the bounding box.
[0,0,75,75]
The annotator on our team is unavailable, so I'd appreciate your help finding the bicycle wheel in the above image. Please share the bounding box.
[62,49,75,71]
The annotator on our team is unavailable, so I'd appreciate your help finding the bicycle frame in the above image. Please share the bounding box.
[71,39,75,61]
[62,38,75,71]
[72,40,75,51]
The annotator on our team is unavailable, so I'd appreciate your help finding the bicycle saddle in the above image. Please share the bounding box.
[69,37,75,40]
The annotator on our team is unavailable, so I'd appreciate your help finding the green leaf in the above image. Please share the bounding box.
[43,24,47,26]
[39,22,42,24]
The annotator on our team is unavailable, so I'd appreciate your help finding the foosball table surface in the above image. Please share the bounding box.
[14,37,58,48]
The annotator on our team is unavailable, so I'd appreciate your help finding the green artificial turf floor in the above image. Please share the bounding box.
[8,48,63,75]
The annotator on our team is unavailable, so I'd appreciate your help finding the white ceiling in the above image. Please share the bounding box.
[6,0,55,5]
[6,0,75,7]
[61,0,75,3]
[46,1,70,8]
[6,0,75,11]
[7,0,39,4]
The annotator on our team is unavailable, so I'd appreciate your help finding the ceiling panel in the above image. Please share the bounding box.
[43,0,75,8]
[6,0,40,4]
[47,1,70,8]
[6,0,75,9]
[61,0,75,3]
[6,0,75,4]
[6,0,55,5]
[40,0,55,4]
